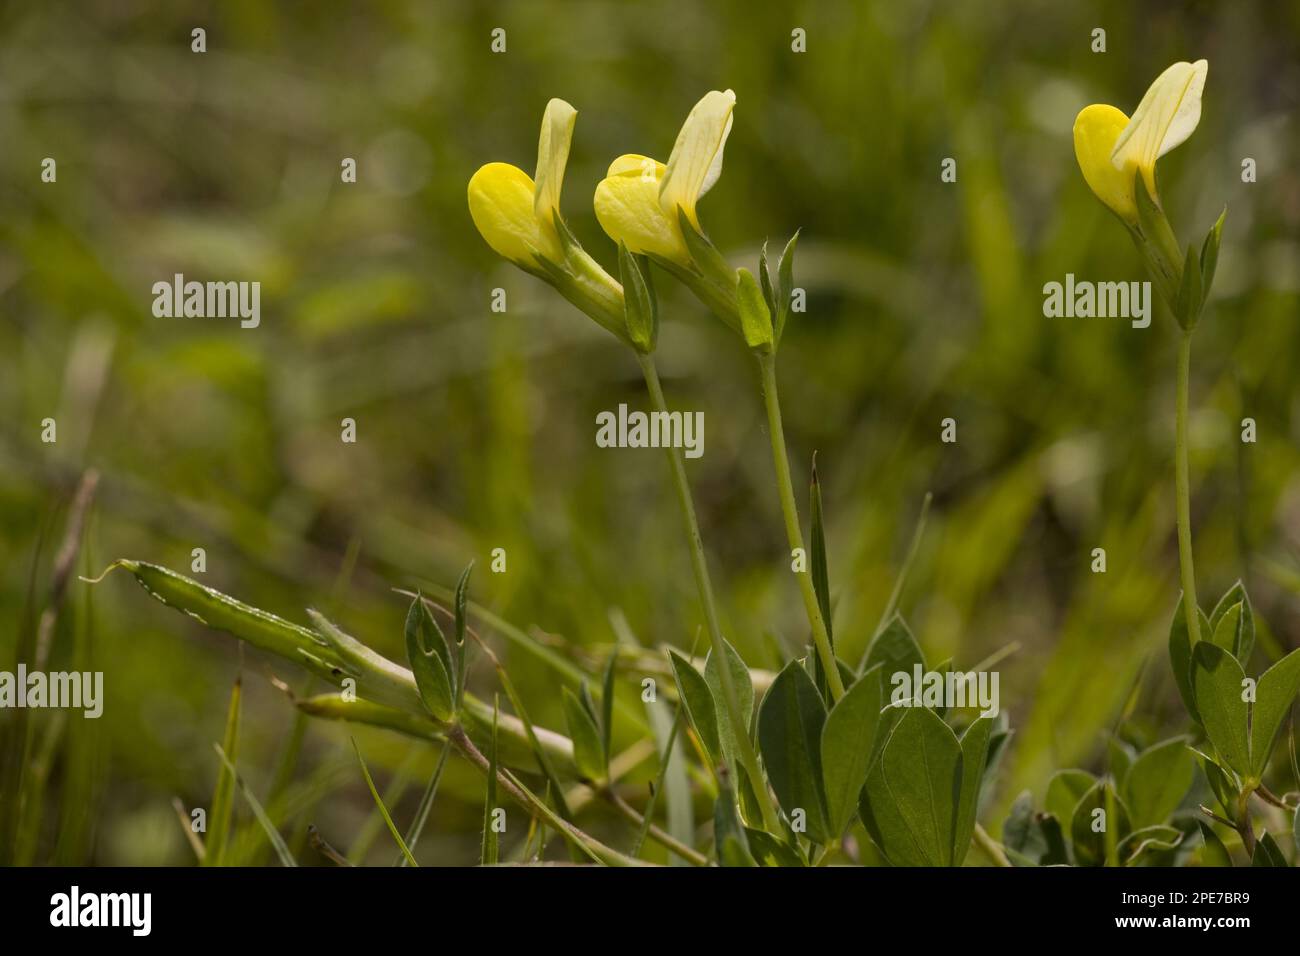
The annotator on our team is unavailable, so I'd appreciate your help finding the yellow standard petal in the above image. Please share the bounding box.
[534,98,577,224]
[659,89,736,230]
[1074,104,1138,224]
[468,162,563,266]
[594,154,690,265]
[1111,59,1208,197]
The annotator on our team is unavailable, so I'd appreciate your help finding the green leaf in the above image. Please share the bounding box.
[1197,820,1233,867]
[618,242,658,353]
[1174,243,1203,329]
[819,662,884,836]
[1045,769,1095,826]
[1199,207,1226,299]
[1192,748,1240,817]
[1109,737,1137,788]
[860,705,962,866]
[1249,646,1300,777]
[703,638,754,773]
[775,229,799,345]
[1251,832,1287,867]
[668,650,722,770]
[713,772,757,867]
[1118,825,1183,866]
[205,675,242,867]
[736,268,774,352]
[757,240,777,319]
[561,686,605,781]
[1122,737,1195,829]
[863,614,925,679]
[1003,791,1067,866]
[758,660,831,844]
[1168,593,1210,723]
[744,827,805,867]
[1209,581,1254,664]
[1209,602,1242,656]
[809,454,835,700]
[953,715,995,864]
[600,652,617,771]
[1070,780,1131,867]
[480,701,499,865]
[405,594,456,722]
[1192,642,1250,776]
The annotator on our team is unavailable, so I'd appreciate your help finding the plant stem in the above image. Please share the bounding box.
[604,789,710,866]
[448,725,638,866]
[1175,331,1202,645]
[972,822,1013,867]
[636,351,783,833]
[757,353,845,702]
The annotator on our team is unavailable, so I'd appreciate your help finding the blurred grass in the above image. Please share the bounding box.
[2,0,1299,862]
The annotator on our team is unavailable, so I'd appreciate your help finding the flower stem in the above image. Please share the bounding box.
[757,353,845,702]
[636,351,782,834]
[1175,331,1202,645]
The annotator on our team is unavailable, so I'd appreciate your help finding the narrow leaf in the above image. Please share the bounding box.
[1192,642,1250,776]
[758,660,831,843]
[1249,646,1300,777]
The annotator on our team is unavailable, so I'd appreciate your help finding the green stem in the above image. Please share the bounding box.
[972,822,1013,868]
[636,351,782,833]
[1175,331,1202,645]
[757,353,845,702]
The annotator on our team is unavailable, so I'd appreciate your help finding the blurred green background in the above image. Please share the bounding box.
[2,0,1298,864]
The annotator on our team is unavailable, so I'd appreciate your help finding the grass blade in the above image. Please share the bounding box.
[204,674,242,866]
[398,741,451,866]
[481,697,501,865]
[350,738,418,867]
[213,744,297,867]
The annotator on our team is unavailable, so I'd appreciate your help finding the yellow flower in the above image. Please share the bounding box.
[1073,59,1207,223]
[468,98,577,267]
[594,90,736,265]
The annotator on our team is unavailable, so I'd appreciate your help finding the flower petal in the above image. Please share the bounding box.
[659,89,736,229]
[534,98,578,222]
[1111,59,1207,192]
[594,162,688,265]
[468,162,561,266]
[1074,104,1138,223]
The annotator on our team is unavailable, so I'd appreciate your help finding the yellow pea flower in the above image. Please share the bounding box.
[594,89,736,266]
[466,99,628,343]
[468,98,576,267]
[1073,60,1207,223]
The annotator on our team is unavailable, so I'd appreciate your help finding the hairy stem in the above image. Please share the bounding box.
[1175,331,1202,645]
[758,353,845,702]
[604,789,710,867]
[637,351,782,833]
[448,725,638,866]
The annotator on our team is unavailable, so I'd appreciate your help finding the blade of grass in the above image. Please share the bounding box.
[481,697,501,865]
[204,674,242,866]
[399,741,451,866]
[350,737,418,867]
[213,743,297,867]
[860,492,932,671]
[348,754,415,864]
[172,797,206,863]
